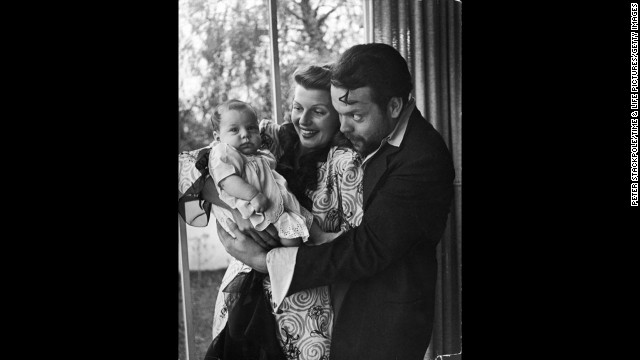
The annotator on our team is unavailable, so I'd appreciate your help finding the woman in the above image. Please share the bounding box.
[178,64,363,360]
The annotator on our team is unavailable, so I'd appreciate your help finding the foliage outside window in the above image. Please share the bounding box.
[179,0,364,152]
[179,1,364,359]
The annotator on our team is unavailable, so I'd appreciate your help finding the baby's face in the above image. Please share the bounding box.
[218,110,262,155]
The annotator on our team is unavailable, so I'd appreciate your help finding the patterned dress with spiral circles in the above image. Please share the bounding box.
[209,120,364,360]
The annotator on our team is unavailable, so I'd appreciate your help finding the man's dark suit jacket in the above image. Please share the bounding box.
[287,108,455,360]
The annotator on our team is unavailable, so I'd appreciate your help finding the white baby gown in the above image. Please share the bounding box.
[208,142,312,239]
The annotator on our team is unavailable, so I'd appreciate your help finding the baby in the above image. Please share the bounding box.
[208,99,334,246]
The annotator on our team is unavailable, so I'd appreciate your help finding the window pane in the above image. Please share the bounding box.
[179,0,274,152]
[275,0,364,121]
[178,1,364,359]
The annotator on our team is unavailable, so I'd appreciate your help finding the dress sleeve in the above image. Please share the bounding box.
[259,119,282,160]
[331,147,365,230]
[178,147,206,196]
[209,143,246,186]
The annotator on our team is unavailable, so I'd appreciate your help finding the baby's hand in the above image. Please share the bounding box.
[250,192,269,213]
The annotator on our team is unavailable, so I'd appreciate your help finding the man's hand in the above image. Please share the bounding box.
[229,216,281,250]
[217,219,273,273]
[230,208,254,233]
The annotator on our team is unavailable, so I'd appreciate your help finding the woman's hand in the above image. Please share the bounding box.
[310,229,345,246]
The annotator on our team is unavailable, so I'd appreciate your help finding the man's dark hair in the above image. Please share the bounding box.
[331,43,412,111]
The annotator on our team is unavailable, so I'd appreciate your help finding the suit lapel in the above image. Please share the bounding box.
[363,144,400,209]
[362,111,423,209]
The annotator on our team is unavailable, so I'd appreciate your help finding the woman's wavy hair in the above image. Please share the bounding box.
[276,64,352,211]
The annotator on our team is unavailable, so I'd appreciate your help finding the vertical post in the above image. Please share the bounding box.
[267,0,283,124]
[424,0,439,128]
[179,215,196,360]
[380,0,392,44]
[363,0,374,43]
[398,0,408,60]
[413,0,426,116]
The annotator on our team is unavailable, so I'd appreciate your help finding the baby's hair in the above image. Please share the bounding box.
[211,99,258,132]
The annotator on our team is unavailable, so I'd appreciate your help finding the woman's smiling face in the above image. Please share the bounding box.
[290,85,340,153]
